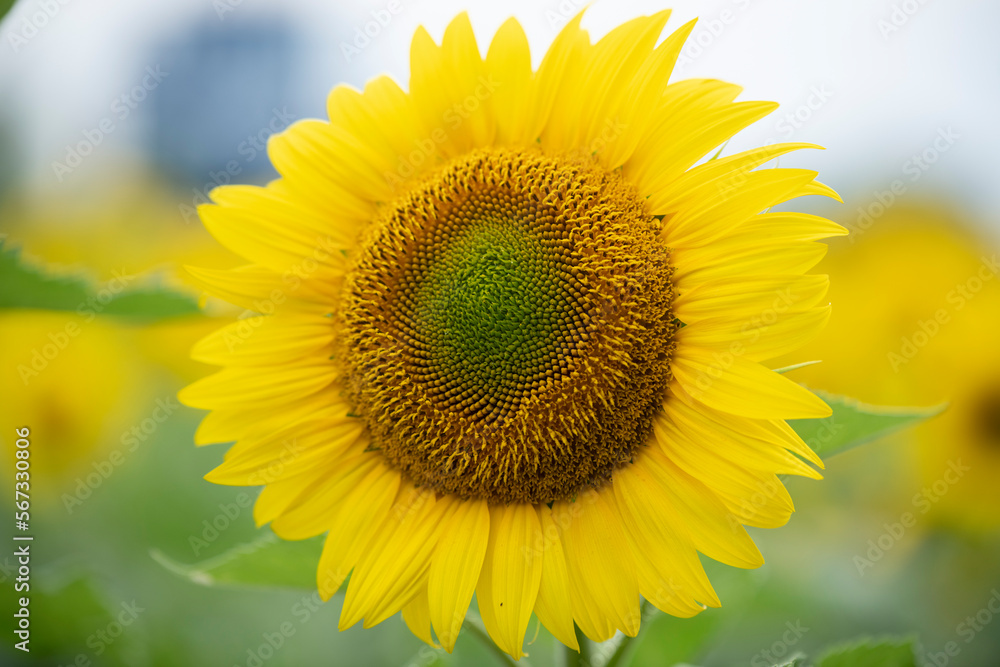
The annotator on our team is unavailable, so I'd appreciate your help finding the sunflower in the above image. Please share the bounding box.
[774,205,1000,533]
[0,310,141,502]
[179,10,843,659]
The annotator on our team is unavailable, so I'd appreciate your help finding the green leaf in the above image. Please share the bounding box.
[816,637,917,667]
[150,532,324,590]
[773,360,822,374]
[707,140,731,162]
[776,655,807,667]
[0,240,200,320]
[671,638,918,667]
[788,389,946,459]
[99,288,202,318]
[0,0,16,24]
[627,609,719,667]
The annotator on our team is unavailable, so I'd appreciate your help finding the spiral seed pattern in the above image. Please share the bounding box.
[342,148,676,504]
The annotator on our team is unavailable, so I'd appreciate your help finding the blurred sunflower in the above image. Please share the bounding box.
[0,310,141,502]
[180,10,843,658]
[0,176,239,504]
[776,204,1000,533]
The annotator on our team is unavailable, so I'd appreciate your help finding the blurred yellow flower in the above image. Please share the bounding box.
[5,172,239,285]
[0,310,142,503]
[0,173,238,505]
[780,203,1000,532]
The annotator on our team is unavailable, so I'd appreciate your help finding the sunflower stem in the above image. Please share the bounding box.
[602,636,634,667]
[562,624,591,667]
[463,617,519,667]
[603,600,653,667]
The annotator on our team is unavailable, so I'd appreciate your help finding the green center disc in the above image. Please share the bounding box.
[405,215,586,424]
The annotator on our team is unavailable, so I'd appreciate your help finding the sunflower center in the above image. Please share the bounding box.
[407,210,588,423]
[341,148,676,504]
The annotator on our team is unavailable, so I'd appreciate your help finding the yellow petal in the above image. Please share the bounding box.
[178,361,338,411]
[654,411,796,528]
[661,168,819,248]
[191,312,334,367]
[200,184,352,277]
[663,395,821,480]
[268,119,389,213]
[253,471,320,527]
[340,489,450,629]
[599,18,695,169]
[628,87,775,195]
[669,381,824,469]
[554,490,640,642]
[535,12,591,153]
[428,498,490,652]
[673,242,828,291]
[674,274,830,324]
[522,10,587,143]
[409,13,494,158]
[475,503,543,660]
[640,444,764,569]
[269,451,379,540]
[192,387,342,445]
[736,211,849,242]
[672,346,831,419]
[184,264,333,313]
[315,463,400,599]
[576,11,673,167]
[613,459,717,614]
[206,416,363,486]
[649,142,821,219]
[532,505,578,651]
[678,306,832,363]
[403,583,439,648]
[484,18,533,147]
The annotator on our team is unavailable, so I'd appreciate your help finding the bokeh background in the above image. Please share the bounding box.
[1,0,999,665]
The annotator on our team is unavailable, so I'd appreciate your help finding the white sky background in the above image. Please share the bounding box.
[0,0,997,235]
